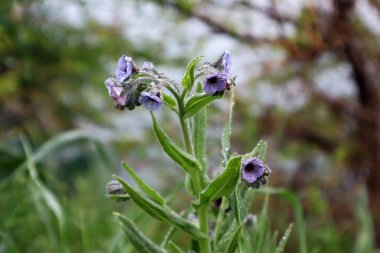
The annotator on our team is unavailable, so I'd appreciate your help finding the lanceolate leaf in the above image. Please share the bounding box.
[225,223,245,253]
[193,156,241,208]
[163,92,177,112]
[192,104,207,171]
[181,56,203,95]
[114,176,207,240]
[122,161,165,206]
[167,241,185,253]
[150,112,201,175]
[183,93,223,119]
[244,140,267,161]
[20,136,64,230]
[276,223,293,253]
[113,212,167,253]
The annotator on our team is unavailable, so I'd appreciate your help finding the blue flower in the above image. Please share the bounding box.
[241,157,265,185]
[115,55,135,82]
[138,91,162,111]
[105,78,127,110]
[220,51,232,77]
[203,72,228,95]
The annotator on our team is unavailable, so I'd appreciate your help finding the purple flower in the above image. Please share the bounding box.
[115,55,135,82]
[203,72,228,95]
[212,51,232,77]
[138,91,162,111]
[105,78,127,110]
[241,158,265,185]
[221,51,232,77]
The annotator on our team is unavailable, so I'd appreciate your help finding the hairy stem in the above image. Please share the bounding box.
[177,95,210,253]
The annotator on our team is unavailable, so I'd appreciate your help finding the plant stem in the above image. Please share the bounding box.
[179,116,194,155]
[177,97,210,253]
[213,197,228,247]
[198,206,211,253]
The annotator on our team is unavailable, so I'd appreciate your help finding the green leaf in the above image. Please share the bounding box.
[192,99,207,171]
[167,241,185,253]
[181,56,203,94]
[270,231,279,253]
[108,194,130,202]
[252,193,270,252]
[276,223,293,253]
[244,140,267,161]
[150,112,201,175]
[225,223,245,253]
[193,156,241,208]
[114,176,207,240]
[221,91,235,165]
[20,135,64,231]
[163,92,177,112]
[255,188,307,253]
[160,227,176,248]
[183,93,223,119]
[122,161,165,206]
[113,212,167,253]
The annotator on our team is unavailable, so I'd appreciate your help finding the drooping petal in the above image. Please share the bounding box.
[105,78,127,110]
[138,91,162,111]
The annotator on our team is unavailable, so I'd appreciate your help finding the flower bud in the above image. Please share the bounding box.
[106,180,126,196]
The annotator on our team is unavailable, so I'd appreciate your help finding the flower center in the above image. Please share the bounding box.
[245,163,256,172]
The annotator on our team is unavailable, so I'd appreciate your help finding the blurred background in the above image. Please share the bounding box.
[1,0,379,252]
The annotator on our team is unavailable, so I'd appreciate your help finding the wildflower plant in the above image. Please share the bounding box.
[104,52,280,253]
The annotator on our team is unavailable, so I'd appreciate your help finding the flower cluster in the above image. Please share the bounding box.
[241,157,271,189]
[104,55,163,111]
[104,52,236,112]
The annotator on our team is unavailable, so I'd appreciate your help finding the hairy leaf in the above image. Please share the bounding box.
[221,90,235,165]
[151,112,201,175]
[114,212,167,253]
[181,56,203,95]
[114,176,207,240]
[122,161,165,206]
[244,140,267,161]
[225,223,244,253]
[276,223,293,253]
[163,92,177,112]
[183,93,223,119]
[167,241,185,253]
[193,156,241,208]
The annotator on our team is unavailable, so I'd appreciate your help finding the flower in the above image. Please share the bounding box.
[105,78,127,110]
[241,157,265,185]
[203,72,228,95]
[203,51,233,95]
[138,91,162,111]
[115,55,135,82]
